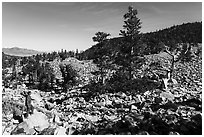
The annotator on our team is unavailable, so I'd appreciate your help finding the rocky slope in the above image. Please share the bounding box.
[2,61,202,135]
[2,50,202,135]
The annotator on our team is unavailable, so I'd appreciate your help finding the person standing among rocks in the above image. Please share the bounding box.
[22,91,34,117]
[26,91,34,115]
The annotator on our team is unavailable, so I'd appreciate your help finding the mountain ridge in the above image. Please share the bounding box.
[80,22,202,60]
[2,47,43,57]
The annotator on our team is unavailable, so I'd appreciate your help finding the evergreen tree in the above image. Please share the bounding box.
[119,6,144,80]
[92,31,110,43]
[59,64,78,92]
[92,31,111,84]
[38,62,55,91]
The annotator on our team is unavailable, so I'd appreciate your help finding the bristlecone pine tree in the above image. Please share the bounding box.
[119,6,144,80]
[92,31,110,44]
[92,31,111,84]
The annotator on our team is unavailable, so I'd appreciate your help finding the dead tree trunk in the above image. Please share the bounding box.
[164,48,175,79]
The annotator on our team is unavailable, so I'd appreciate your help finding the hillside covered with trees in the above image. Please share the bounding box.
[81,21,201,60]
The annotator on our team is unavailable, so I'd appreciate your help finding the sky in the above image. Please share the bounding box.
[2,2,202,52]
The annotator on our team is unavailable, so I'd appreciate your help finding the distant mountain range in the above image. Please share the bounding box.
[2,47,43,56]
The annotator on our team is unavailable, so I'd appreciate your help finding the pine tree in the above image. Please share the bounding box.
[119,6,144,80]
[92,31,111,84]
[92,31,110,44]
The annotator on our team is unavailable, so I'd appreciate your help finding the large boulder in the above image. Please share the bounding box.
[54,126,67,135]
[25,109,50,131]
[11,109,50,135]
